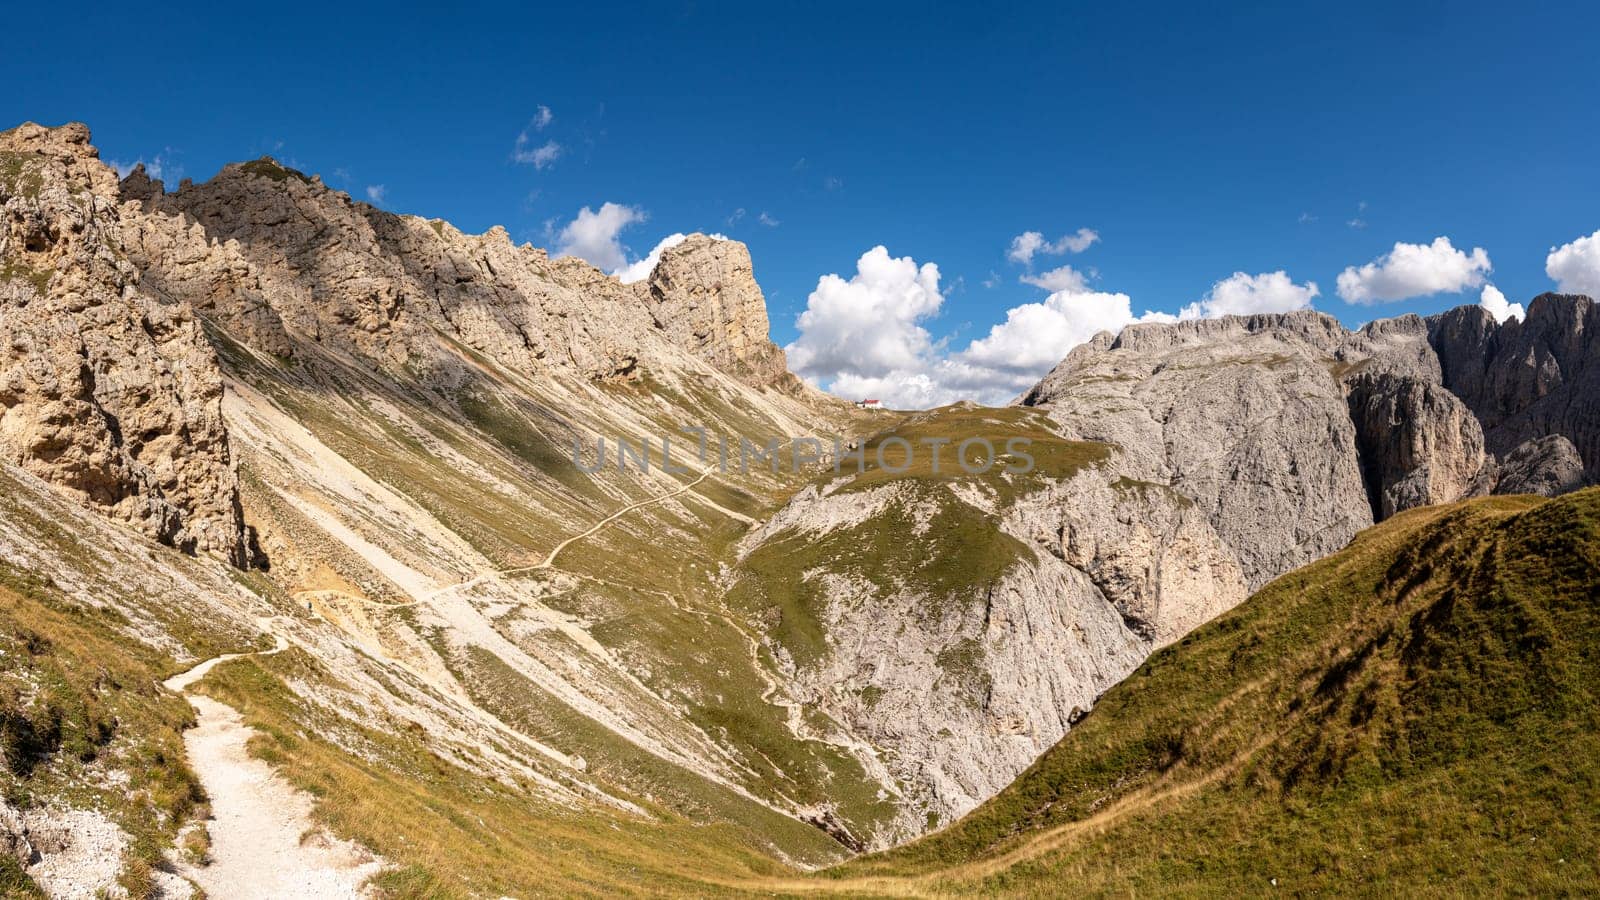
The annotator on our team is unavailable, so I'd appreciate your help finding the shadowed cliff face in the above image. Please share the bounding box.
[1428,293,1600,473]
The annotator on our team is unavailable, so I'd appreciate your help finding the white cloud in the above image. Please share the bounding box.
[553,203,647,272]
[727,208,746,226]
[1546,228,1600,298]
[513,135,562,169]
[786,246,1171,407]
[611,231,730,284]
[1006,228,1100,265]
[961,290,1174,380]
[1019,264,1090,293]
[510,108,558,167]
[759,211,780,227]
[109,151,179,183]
[365,184,386,203]
[1478,285,1524,323]
[1336,237,1491,304]
[1179,271,1319,319]
[786,246,944,385]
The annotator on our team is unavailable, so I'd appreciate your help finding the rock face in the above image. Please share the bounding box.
[119,159,800,395]
[1493,434,1586,496]
[732,464,1246,840]
[1343,368,1486,519]
[1024,302,1597,530]
[638,234,798,391]
[1023,311,1375,590]
[0,123,251,564]
[1428,294,1600,474]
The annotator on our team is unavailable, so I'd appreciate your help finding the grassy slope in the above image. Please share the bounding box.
[830,405,1110,502]
[814,488,1600,895]
[728,404,1112,666]
[0,569,207,899]
[196,333,903,885]
[191,647,833,898]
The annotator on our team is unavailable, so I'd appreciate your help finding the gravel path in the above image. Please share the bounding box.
[164,630,387,898]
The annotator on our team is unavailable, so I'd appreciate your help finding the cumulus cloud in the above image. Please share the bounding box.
[612,231,730,284]
[553,203,647,272]
[533,105,553,130]
[1006,228,1099,265]
[1477,285,1523,323]
[786,246,1174,407]
[759,211,780,227]
[1179,271,1319,319]
[1546,229,1600,298]
[786,247,945,385]
[962,290,1174,379]
[365,184,386,203]
[1336,237,1491,304]
[1019,264,1090,293]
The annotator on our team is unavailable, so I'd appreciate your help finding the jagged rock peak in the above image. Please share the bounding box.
[1427,292,1600,471]
[1023,295,1597,530]
[1113,309,1349,354]
[0,122,254,565]
[639,233,797,390]
[118,146,809,394]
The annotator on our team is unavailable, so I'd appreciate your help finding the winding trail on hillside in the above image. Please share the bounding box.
[163,622,389,899]
[427,465,718,600]
[308,465,720,611]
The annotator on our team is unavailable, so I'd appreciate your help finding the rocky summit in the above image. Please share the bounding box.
[1,121,1596,898]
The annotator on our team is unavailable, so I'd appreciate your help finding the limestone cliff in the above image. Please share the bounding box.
[0,123,251,564]
[637,234,799,391]
[1428,294,1600,474]
[120,158,806,397]
[1022,311,1374,590]
[1023,301,1595,533]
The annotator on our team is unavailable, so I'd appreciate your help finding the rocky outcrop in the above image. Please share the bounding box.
[1428,294,1600,473]
[639,234,798,391]
[1025,299,1600,534]
[1023,311,1374,591]
[117,160,807,396]
[732,466,1244,839]
[0,123,251,564]
[1026,474,1247,646]
[1493,434,1586,496]
[1344,370,1486,519]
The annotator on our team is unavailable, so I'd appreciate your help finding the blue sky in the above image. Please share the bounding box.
[7,1,1599,405]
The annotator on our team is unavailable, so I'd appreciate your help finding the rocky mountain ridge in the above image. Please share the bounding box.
[1024,303,1594,527]
[3,119,1599,895]
[740,299,1597,831]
